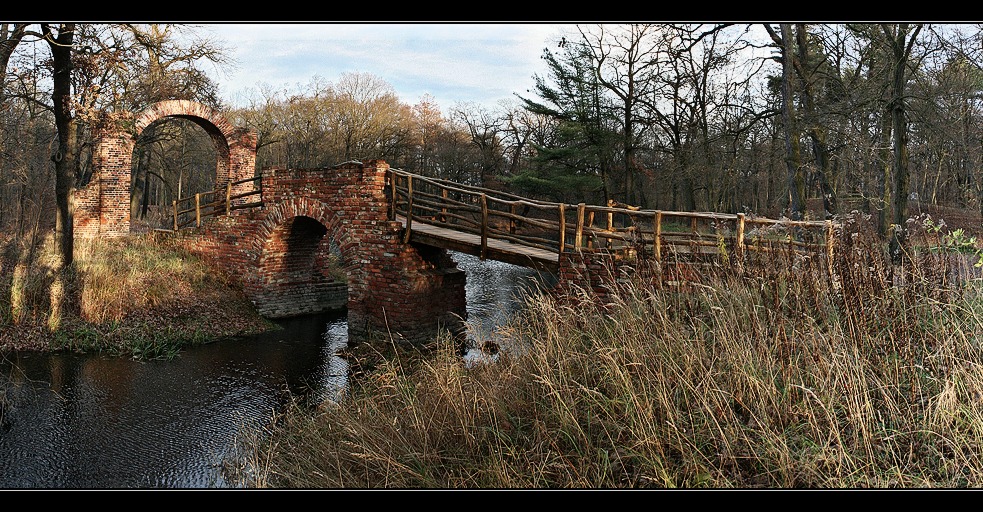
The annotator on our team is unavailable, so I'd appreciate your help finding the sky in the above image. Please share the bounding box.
[196,23,574,112]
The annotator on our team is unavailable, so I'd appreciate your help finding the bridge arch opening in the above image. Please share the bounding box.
[130,117,219,231]
[253,215,349,319]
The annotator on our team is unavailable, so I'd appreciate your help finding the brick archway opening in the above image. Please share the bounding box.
[77,100,257,239]
[253,215,349,319]
[131,118,220,231]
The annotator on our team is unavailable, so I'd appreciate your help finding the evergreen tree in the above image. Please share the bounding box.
[514,37,617,204]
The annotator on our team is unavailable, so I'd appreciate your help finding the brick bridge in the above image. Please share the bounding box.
[75,100,838,343]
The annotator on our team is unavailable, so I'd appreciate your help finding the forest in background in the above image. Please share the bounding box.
[9,24,983,488]
[2,23,983,262]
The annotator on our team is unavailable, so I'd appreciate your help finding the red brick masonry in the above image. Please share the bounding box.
[78,98,468,343]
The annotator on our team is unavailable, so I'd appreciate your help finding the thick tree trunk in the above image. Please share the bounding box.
[45,23,77,268]
[680,175,696,211]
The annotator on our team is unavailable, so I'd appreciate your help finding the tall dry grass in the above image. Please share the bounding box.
[74,234,218,324]
[231,214,983,488]
[1,232,273,356]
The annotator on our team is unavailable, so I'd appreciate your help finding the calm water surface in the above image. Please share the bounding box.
[0,253,551,489]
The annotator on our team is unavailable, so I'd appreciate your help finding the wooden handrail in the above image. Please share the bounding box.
[169,176,263,232]
[385,167,840,264]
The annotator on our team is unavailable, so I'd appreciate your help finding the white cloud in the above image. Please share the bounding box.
[197,23,571,111]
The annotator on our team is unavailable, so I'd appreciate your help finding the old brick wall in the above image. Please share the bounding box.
[75,121,135,239]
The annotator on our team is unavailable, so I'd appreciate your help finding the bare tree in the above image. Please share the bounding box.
[765,24,807,220]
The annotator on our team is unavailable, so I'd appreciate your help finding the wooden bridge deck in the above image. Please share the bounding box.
[397,215,560,272]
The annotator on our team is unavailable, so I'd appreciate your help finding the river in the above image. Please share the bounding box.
[0,252,553,489]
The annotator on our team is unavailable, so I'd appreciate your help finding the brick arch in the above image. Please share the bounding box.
[133,101,232,186]
[75,100,257,238]
[244,197,359,318]
[238,193,467,341]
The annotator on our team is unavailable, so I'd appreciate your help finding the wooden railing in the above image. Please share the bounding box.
[387,168,838,262]
[169,176,263,231]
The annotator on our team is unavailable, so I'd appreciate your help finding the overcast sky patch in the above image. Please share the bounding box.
[199,23,570,111]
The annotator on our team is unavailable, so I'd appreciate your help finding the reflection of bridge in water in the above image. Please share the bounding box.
[75,100,839,343]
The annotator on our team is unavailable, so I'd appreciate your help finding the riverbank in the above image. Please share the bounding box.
[0,232,276,358]
[230,224,983,488]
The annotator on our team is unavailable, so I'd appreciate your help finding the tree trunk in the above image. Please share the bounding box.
[0,24,27,103]
[883,23,921,263]
[779,24,805,221]
[45,23,77,268]
[795,25,837,219]
[877,110,893,238]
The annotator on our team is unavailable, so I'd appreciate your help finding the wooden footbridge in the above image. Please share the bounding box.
[385,169,837,273]
[167,166,838,275]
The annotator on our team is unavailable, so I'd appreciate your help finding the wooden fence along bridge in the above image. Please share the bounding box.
[384,169,836,273]
[74,100,839,343]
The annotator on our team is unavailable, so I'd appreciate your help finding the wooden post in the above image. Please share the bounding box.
[691,216,698,234]
[172,200,178,231]
[226,182,232,215]
[606,201,614,249]
[403,174,413,244]
[586,211,595,249]
[389,173,398,221]
[440,188,448,223]
[558,203,566,253]
[575,203,585,251]
[826,220,835,275]
[654,211,662,262]
[195,194,201,227]
[736,213,746,260]
[480,193,488,260]
[509,203,516,235]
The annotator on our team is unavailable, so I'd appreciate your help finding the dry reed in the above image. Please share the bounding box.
[226,214,983,487]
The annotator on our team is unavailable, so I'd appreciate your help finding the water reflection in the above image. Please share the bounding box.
[0,311,348,488]
[0,253,550,488]
[454,253,554,365]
